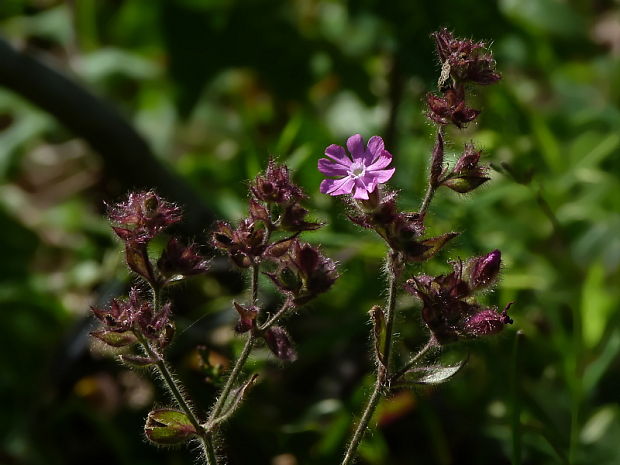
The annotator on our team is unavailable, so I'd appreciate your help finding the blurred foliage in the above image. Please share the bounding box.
[1,1,620,464]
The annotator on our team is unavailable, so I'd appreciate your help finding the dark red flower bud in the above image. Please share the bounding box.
[263,326,297,362]
[157,237,209,282]
[265,240,338,304]
[441,143,490,193]
[248,198,270,224]
[426,88,480,128]
[431,28,501,86]
[467,249,501,290]
[211,219,267,268]
[251,159,305,204]
[279,203,322,232]
[107,191,182,243]
[404,256,512,345]
[233,301,259,333]
[91,297,135,333]
[464,303,513,337]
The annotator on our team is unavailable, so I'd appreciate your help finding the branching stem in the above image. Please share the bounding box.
[341,251,402,465]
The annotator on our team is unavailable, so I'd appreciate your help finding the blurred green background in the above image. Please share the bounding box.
[1,1,620,464]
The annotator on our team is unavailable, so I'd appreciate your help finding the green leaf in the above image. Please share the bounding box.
[406,232,459,262]
[400,359,467,386]
[581,261,615,349]
[91,330,137,348]
[144,408,197,445]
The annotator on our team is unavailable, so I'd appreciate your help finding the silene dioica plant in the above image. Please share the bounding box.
[90,29,513,465]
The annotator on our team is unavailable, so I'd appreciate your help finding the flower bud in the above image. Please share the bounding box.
[426,88,480,128]
[106,191,182,243]
[157,237,209,281]
[432,28,501,86]
[467,249,501,290]
[279,203,322,232]
[264,326,297,362]
[441,143,490,193]
[211,219,267,268]
[144,409,197,445]
[250,159,304,204]
[233,301,259,333]
[464,304,513,337]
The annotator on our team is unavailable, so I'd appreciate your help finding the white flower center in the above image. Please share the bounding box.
[348,161,366,178]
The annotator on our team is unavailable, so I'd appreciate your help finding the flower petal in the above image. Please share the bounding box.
[369,167,395,184]
[367,136,385,163]
[320,177,355,196]
[366,150,393,171]
[346,134,365,161]
[324,144,351,167]
[351,177,369,200]
[318,158,349,176]
[353,185,369,200]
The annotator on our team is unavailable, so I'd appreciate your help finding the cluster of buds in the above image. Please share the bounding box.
[107,191,209,286]
[404,250,513,344]
[212,160,322,268]
[212,160,338,361]
[349,188,458,263]
[265,239,338,305]
[428,134,491,194]
[92,191,209,352]
[426,28,501,128]
[91,287,174,351]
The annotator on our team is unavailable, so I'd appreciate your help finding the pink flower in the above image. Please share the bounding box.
[318,134,396,200]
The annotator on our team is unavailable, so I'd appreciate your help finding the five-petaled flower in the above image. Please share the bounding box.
[318,134,395,200]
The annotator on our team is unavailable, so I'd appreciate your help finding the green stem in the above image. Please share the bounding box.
[209,263,261,421]
[341,251,401,465]
[146,285,216,464]
[419,183,436,217]
[204,436,218,465]
[341,376,384,465]
[259,299,293,331]
[137,332,214,464]
[511,331,524,465]
[209,333,256,421]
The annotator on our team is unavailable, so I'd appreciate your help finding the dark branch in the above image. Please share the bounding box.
[0,36,213,234]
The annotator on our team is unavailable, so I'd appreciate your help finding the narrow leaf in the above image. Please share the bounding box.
[407,232,459,262]
[402,358,467,385]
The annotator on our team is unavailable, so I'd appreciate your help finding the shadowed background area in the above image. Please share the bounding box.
[1,1,620,464]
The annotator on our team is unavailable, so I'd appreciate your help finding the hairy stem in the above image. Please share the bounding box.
[341,376,384,465]
[259,299,293,331]
[209,263,261,422]
[341,251,401,465]
[210,333,257,421]
[146,285,215,464]
[137,332,214,464]
[419,182,436,217]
